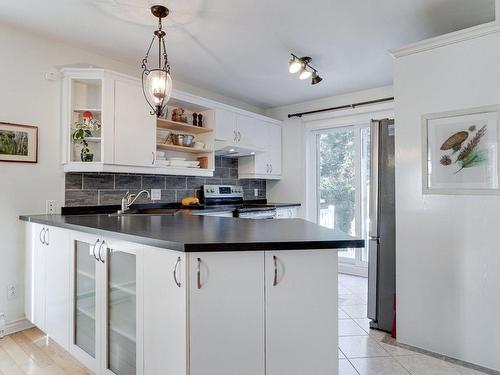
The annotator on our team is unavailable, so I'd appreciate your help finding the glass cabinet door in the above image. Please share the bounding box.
[74,240,97,358]
[106,247,137,375]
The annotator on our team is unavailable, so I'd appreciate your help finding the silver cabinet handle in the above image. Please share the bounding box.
[152,151,155,165]
[273,255,278,286]
[39,228,45,245]
[44,228,49,246]
[197,257,202,289]
[266,164,269,173]
[92,239,100,261]
[238,131,241,142]
[173,256,181,288]
[98,240,106,263]
[270,164,273,173]
[233,130,237,142]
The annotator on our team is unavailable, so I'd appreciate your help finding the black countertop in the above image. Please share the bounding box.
[19,212,364,252]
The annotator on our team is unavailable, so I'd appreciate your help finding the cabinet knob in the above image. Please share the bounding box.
[151,151,155,165]
[44,228,49,246]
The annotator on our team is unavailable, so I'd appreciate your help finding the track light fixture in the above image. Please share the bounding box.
[311,70,323,85]
[288,53,322,85]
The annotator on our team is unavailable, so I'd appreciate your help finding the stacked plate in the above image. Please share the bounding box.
[156,157,200,168]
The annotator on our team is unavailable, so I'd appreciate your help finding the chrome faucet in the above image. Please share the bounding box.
[119,190,151,214]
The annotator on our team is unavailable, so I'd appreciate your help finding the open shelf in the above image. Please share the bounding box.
[156,143,212,154]
[157,118,213,134]
[73,108,102,113]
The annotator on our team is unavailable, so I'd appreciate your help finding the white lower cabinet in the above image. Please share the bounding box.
[143,249,187,375]
[26,224,337,375]
[265,250,339,375]
[69,232,143,375]
[25,224,70,349]
[188,252,265,375]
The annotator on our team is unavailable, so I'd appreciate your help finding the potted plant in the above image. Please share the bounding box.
[72,111,100,162]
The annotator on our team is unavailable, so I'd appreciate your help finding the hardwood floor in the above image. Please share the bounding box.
[0,328,93,375]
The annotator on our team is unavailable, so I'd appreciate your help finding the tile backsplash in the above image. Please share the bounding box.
[65,157,266,207]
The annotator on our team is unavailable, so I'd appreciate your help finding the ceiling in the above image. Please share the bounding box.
[0,0,494,108]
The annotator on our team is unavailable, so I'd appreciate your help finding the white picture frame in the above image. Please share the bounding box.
[422,105,500,195]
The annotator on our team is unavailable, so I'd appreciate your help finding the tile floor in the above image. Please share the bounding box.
[338,273,490,375]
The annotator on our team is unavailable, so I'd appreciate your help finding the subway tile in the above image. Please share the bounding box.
[249,179,265,190]
[65,190,98,206]
[215,156,222,168]
[221,179,238,186]
[83,174,114,189]
[115,174,142,190]
[165,176,187,189]
[238,179,251,189]
[229,168,238,179]
[186,177,205,189]
[159,190,176,203]
[205,177,222,185]
[221,157,238,168]
[213,167,230,178]
[65,173,83,190]
[99,190,128,205]
[176,189,197,201]
[142,175,166,189]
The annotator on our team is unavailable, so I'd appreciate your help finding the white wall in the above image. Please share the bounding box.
[0,24,261,328]
[265,86,393,218]
[393,24,500,370]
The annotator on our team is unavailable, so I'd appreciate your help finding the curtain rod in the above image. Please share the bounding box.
[287,97,394,118]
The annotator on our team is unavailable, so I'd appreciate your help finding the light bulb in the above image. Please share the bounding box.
[288,58,302,74]
[299,67,312,80]
[146,69,172,106]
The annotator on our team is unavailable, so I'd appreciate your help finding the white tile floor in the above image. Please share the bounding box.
[337,274,490,375]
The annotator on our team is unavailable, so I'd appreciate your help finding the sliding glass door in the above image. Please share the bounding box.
[313,124,370,274]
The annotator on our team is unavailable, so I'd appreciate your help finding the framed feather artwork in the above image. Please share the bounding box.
[422,105,500,194]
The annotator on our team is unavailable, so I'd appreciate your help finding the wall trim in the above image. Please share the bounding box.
[4,318,34,337]
[390,21,500,59]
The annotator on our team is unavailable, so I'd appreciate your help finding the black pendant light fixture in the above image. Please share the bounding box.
[141,5,173,117]
[288,53,323,85]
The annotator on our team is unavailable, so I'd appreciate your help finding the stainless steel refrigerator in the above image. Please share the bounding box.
[367,118,396,333]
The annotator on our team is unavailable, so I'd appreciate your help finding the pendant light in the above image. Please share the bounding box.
[141,5,173,118]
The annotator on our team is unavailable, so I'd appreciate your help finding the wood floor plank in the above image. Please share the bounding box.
[0,345,24,375]
[10,332,54,369]
[1,329,94,375]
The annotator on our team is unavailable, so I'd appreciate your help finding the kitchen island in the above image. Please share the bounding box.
[20,213,363,375]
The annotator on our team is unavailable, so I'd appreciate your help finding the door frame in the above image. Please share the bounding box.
[304,105,394,277]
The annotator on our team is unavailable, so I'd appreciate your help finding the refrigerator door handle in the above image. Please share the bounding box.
[367,238,379,321]
[369,120,380,239]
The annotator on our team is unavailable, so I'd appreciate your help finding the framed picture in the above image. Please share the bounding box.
[0,122,38,163]
[422,105,500,194]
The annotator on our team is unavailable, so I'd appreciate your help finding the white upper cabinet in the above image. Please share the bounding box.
[214,108,238,143]
[114,78,156,167]
[238,120,282,179]
[61,68,281,178]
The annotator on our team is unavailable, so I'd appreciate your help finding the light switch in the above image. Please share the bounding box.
[151,189,161,201]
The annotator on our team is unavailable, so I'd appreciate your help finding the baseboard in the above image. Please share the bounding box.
[3,318,34,337]
[338,263,368,277]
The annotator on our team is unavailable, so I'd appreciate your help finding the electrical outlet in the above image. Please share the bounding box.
[0,313,5,338]
[46,200,56,214]
[254,188,259,197]
[7,284,16,300]
[151,189,161,201]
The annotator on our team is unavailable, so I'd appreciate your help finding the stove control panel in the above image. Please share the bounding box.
[202,185,244,199]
